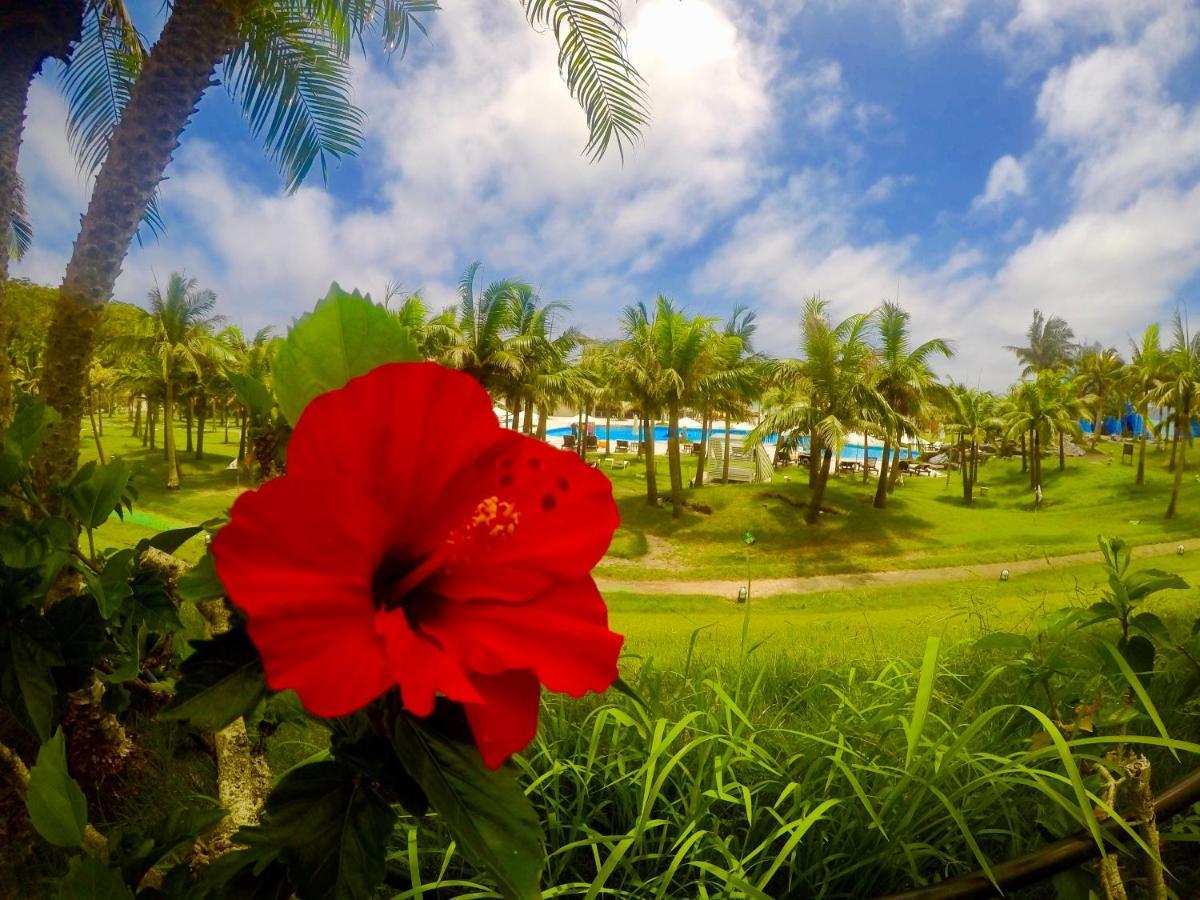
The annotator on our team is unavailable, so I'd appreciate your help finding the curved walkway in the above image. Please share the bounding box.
[596,537,1200,598]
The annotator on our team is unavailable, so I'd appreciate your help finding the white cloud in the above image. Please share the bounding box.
[973,155,1027,209]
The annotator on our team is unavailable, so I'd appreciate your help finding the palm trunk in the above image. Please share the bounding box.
[184,394,194,453]
[1091,409,1103,449]
[1020,432,1027,472]
[667,399,684,518]
[1137,431,1147,485]
[132,396,141,437]
[195,390,206,459]
[224,401,231,442]
[236,408,247,466]
[1169,420,1180,472]
[642,415,657,505]
[1167,406,1188,518]
[145,405,154,448]
[604,413,611,455]
[861,431,871,484]
[886,444,902,493]
[805,448,833,525]
[536,406,547,440]
[693,412,710,487]
[34,0,243,503]
[722,420,733,483]
[1059,431,1065,470]
[807,429,819,487]
[960,434,970,503]
[1029,428,1037,489]
[1033,430,1042,493]
[522,398,534,435]
[88,396,106,464]
[0,13,80,426]
[164,377,180,488]
[873,435,892,508]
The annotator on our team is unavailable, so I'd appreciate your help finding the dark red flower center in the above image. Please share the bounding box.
[370,494,523,622]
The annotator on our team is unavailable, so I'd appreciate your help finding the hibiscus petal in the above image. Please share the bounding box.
[211,476,393,717]
[463,669,542,769]
[434,435,620,602]
[374,608,482,716]
[285,362,502,549]
[420,578,622,697]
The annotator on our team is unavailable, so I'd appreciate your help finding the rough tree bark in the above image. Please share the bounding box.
[34,0,243,503]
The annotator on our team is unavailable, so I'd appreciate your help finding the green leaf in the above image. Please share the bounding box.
[236,760,395,900]
[54,855,133,900]
[272,283,420,425]
[1130,611,1171,643]
[1117,634,1156,678]
[1124,568,1188,602]
[5,398,61,464]
[160,629,267,731]
[905,636,941,771]
[66,459,133,529]
[85,549,136,619]
[26,729,89,848]
[5,617,64,741]
[177,553,226,604]
[145,524,205,554]
[225,371,275,420]
[391,711,545,898]
[0,520,51,568]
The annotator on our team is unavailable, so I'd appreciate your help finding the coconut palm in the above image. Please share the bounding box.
[32,0,647,501]
[1076,346,1124,448]
[504,286,571,434]
[693,306,763,488]
[617,301,666,507]
[1006,310,1076,376]
[1154,312,1200,519]
[440,262,526,393]
[126,273,224,488]
[944,386,995,505]
[1004,370,1082,499]
[1124,324,1166,485]
[219,324,275,467]
[870,302,953,508]
[385,284,458,361]
[751,298,884,525]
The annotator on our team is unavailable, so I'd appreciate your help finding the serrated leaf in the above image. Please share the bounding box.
[160,629,267,731]
[54,855,133,900]
[26,729,89,848]
[391,711,545,898]
[66,459,133,529]
[272,283,419,425]
[85,549,136,619]
[235,760,394,900]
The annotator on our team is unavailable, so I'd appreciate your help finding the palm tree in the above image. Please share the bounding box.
[945,386,995,504]
[128,273,223,488]
[32,0,647,501]
[1006,310,1076,376]
[219,324,275,467]
[693,306,762,488]
[1004,370,1082,499]
[751,298,884,525]
[440,262,525,392]
[1125,324,1165,485]
[504,286,571,434]
[617,301,666,507]
[386,284,458,361]
[644,297,716,518]
[870,302,953,508]
[1076,346,1124,448]
[1155,312,1200,519]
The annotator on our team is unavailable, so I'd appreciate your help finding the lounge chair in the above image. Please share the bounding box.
[615,439,630,453]
[603,457,629,470]
[562,434,577,450]
[585,435,599,451]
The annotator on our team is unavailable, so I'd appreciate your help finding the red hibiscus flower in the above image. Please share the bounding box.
[211,362,622,767]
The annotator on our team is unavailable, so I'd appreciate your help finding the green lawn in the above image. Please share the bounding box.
[84,413,1200,582]
[609,547,1200,667]
[599,439,1200,579]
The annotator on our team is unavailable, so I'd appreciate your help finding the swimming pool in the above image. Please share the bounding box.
[549,426,917,461]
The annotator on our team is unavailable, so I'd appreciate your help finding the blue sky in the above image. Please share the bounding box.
[15,0,1200,386]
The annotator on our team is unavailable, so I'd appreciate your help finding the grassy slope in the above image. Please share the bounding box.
[86,415,1200,578]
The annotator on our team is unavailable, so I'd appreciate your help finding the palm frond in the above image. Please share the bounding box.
[9,173,31,261]
[523,0,648,161]
[226,3,365,192]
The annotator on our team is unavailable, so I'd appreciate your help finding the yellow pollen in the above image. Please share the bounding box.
[449,496,520,546]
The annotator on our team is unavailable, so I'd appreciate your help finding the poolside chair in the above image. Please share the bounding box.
[615,439,630,453]
[585,435,599,451]
[603,458,630,470]
[562,434,577,450]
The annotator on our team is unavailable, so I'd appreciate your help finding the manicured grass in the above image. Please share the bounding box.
[84,413,1200,582]
[608,545,1200,667]
[598,440,1200,579]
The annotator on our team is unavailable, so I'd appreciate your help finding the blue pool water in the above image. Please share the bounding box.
[549,425,918,461]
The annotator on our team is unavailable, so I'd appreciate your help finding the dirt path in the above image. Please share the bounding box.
[596,537,1200,598]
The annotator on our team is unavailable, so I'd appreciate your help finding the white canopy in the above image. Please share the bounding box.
[677,416,704,429]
